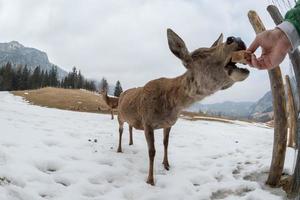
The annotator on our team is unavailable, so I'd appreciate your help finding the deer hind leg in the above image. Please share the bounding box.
[129,125,133,145]
[163,127,171,170]
[117,116,124,153]
[144,125,155,185]
[111,109,114,120]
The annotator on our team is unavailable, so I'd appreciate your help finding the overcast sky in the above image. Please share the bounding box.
[0,0,294,103]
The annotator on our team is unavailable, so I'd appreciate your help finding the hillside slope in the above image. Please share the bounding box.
[12,87,109,113]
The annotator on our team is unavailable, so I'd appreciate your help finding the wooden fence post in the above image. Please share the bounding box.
[285,75,297,148]
[267,5,300,196]
[248,10,288,187]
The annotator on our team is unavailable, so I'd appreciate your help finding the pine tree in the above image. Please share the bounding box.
[0,63,103,92]
[49,66,58,87]
[114,80,123,97]
[15,67,23,90]
[89,80,96,91]
[78,70,84,89]
[0,62,14,91]
[71,67,78,88]
[40,70,46,87]
[20,65,30,90]
[44,71,50,87]
[30,66,41,89]
[99,77,108,93]
[0,67,3,90]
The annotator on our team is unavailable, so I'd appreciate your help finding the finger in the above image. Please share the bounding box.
[246,54,256,67]
[249,54,259,68]
[259,55,273,69]
[256,57,274,70]
[256,59,268,70]
[247,36,260,53]
[252,55,269,70]
[245,54,253,66]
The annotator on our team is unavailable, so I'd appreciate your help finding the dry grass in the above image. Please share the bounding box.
[180,111,234,124]
[12,87,259,125]
[180,111,263,126]
[12,87,111,114]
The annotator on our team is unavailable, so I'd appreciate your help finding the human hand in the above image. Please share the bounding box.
[247,28,291,70]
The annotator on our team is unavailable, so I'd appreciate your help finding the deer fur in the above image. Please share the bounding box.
[101,91,119,120]
[117,29,250,185]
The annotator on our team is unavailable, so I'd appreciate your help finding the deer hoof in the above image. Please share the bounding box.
[146,178,155,186]
[117,148,122,153]
[164,165,170,171]
[163,161,170,170]
[129,142,133,145]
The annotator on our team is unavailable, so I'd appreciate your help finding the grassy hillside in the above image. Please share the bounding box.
[12,87,110,114]
[11,87,265,125]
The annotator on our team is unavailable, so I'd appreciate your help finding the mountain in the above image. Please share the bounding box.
[248,91,273,122]
[248,91,272,114]
[187,101,254,118]
[0,41,67,78]
[187,91,273,122]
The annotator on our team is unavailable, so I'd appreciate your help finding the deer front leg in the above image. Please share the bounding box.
[111,109,114,120]
[129,125,133,145]
[163,127,171,170]
[144,125,155,185]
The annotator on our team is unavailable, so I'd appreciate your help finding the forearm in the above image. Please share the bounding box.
[277,21,300,51]
[277,1,300,51]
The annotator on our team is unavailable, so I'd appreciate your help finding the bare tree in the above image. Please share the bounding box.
[270,0,295,12]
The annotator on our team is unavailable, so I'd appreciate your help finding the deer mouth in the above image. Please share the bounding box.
[224,58,249,82]
[224,39,249,80]
[225,60,249,75]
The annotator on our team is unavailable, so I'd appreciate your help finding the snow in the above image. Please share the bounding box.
[0,92,295,200]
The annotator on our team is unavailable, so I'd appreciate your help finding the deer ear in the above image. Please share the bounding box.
[211,33,223,47]
[167,28,192,67]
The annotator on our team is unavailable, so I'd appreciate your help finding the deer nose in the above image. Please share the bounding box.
[226,36,235,45]
[226,36,246,50]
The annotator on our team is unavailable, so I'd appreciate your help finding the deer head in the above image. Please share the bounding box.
[167,29,249,93]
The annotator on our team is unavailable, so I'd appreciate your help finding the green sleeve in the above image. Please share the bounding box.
[285,1,300,35]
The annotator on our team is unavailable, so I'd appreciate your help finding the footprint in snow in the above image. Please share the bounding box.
[43,140,62,147]
[36,160,63,174]
[39,193,55,199]
[215,173,224,182]
[210,187,254,199]
[210,154,225,160]
[54,176,71,187]
[97,158,113,167]
[88,175,104,185]
[42,128,53,132]
[232,165,243,176]
[0,177,11,185]
[131,149,139,154]
[243,171,269,182]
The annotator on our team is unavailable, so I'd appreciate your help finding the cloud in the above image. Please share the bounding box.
[0,0,293,103]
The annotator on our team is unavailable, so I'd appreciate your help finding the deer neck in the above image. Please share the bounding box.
[173,70,216,109]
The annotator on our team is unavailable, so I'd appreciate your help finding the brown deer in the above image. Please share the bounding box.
[117,29,249,185]
[100,90,119,120]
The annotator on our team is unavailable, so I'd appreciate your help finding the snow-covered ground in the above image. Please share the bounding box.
[0,92,295,200]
